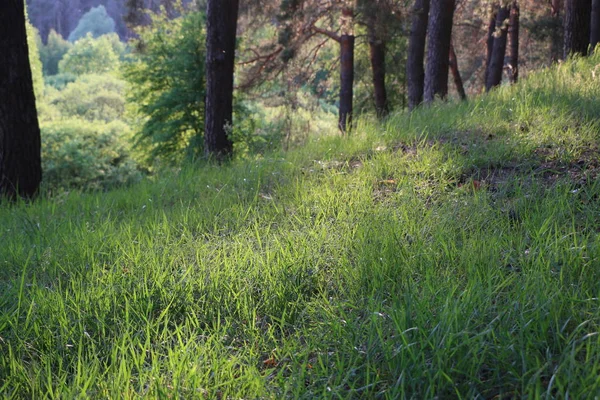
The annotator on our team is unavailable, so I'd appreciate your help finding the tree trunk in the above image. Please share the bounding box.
[204,0,239,158]
[0,0,42,200]
[367,19,388,118]
[424,0,455,103]
[449,42,466,101]
[591,0,600,52]
[508,2,519,84]
[338,5,354,133]
[485,6,509,92]
[407,0,430,110]
[564,0,592,57]
[485,6,497,86]
[550,0,563,62]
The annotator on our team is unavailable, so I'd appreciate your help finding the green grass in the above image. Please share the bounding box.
[2,54,600,398]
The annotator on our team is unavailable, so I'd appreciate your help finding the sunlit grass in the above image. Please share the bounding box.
[1,54,600,398]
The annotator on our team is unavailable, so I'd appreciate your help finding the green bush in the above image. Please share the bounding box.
[25,16,44,99]
[45,74,126,122]
[41,119,142,192]
[59,33,124,76]
[124,11,205,163]
[39,30,72,76]
[44,73,77,90]
[68,5,116,42]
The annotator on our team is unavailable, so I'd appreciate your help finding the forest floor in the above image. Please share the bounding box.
[2,54,600,398]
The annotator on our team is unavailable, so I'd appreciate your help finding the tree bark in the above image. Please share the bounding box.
[204,0,239,159]
[564,0,592,57]
[591,0,600,52]
[0,0,42,200]
[485,6,509,92]
[485,6,497,85]
[449,42,466,101]
[367,19,388,118]
[424,0,455,104]
[338,4,354,133]
[508,2,519,84]
[550,0,563,62]
[407,0,430,110]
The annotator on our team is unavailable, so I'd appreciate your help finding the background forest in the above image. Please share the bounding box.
[25,0,575,194]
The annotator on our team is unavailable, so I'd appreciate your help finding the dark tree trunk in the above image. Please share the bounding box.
[407,0,430,110]
[591,0,600,52]
[339,34,354,132]
[485,6,510,92]
[424,0,455,103]
[550,0,563,62]
[449,43,466,101]
[338,5,354,133]
[564,0,592,57]
[0,0,42,200]
[508,2,519,84]
[485,6,497,85]
[367,20,388,118]
[204,0,239,158]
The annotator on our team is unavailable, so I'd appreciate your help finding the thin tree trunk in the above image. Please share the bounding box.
[0,0,42,200]
[424,0,455,103]
[485,6,497,87]
[204,0,239,158]
[407,0,430,110]
[591,0,600,52]
[564,0,592,57]
[449,42,466,101]
[508,1,519,84]
[550,0,563,62]
[368,20,388,118]
[338,5,354,133]
[486,6,510,92]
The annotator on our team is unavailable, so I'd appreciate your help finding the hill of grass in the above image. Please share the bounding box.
[2,54,600,398]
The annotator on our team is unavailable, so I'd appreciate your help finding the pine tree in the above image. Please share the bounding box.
[0,1,42,199]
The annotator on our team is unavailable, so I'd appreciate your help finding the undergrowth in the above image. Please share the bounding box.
[1,54,600,398]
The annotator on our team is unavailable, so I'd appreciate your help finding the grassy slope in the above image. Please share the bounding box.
[2,55,600,398]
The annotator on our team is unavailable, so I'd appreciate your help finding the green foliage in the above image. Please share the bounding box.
[44,74,126,122]
[25,15,44,99]
[39,30,72,76]
[124,11,205,163]
[41,119,141,192]
[44,73,77,90]
[67,5,116,42]
[59,33,124,76]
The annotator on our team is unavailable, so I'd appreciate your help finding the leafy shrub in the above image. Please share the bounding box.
[59,33,124,76]
[25,16,44,98]
[45,74,126,122]
[39,30,72,76]
[68,5,116,42]
[44,73,77,90]
[41,119,142,193]
[124,10,205,163]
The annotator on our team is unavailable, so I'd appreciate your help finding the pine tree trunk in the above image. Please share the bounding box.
[564,0,592,57]
[407,0,430,110]
[424,0,455,103]
[508,2,519,84]
[485,6,510,92]
[338,5,354,133]
[204,0,239,158]
[591,0,600,52]
[550,0,563,62]
[0,0,42,200]
[485,6,497,85]
[368,21,388,118]
[449,43,466,101]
